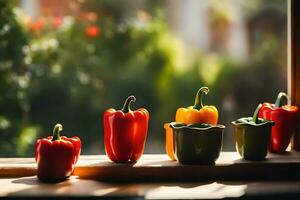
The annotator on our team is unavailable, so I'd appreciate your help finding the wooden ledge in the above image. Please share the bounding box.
[1,152,300,181]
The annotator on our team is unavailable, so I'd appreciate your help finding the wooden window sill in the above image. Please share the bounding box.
[2,178,300,199]
[1,152,300,181]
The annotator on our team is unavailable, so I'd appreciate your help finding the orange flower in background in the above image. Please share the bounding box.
[52,17,63,29]
[85,25,100,38]
[29,18,44,33]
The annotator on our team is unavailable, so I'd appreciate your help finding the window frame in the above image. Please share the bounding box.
[290,0,300,150]
[0,0,298,165]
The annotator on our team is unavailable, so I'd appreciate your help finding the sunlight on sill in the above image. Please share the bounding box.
[93,187,119,196]
[145,182,247,199]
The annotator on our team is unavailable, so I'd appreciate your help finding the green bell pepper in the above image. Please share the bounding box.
[169,122,225,165]
[232,104,275,161]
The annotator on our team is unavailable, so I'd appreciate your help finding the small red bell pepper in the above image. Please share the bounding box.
[259,92,299,153]
[104,95,149,163]
[35,124,81,182]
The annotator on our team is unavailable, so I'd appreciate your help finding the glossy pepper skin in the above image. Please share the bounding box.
[35,124,81,182]
[259,92,299,153]
[176,87,218,125]
[164,123,176,160]
[232,104,274,161]
[165,87,218,160]
[104,95,149,163]
[169,123,224,165]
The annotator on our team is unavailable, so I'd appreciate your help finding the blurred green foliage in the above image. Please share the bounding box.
[0,0,287,156]
[0,0,31,156]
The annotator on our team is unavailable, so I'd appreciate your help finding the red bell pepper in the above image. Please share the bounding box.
[259,92,299,153]
[104,95,149,163]
[35,124,81,182]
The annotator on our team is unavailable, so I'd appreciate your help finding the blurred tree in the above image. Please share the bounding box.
[0,0,38,156]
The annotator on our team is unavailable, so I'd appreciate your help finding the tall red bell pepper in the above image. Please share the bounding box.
[104,95,149,163]
[259,92,299,153]
[35,124,81,182]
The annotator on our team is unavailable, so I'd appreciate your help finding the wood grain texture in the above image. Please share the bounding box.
[1,152,300,181]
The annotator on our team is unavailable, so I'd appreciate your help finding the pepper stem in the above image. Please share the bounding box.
[274,92,289,108]
[193,87,209,110]
[252,104,262,124]
[121,95,136,113]
[52,124,63,141]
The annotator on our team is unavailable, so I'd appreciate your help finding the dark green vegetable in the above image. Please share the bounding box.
[232,104,275,161]
[169,122,225,165]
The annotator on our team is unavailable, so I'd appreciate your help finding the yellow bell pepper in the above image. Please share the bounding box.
[176,87,218,125]
[165,86,218,161]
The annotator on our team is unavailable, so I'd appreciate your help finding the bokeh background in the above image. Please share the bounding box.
[0,0,287,156]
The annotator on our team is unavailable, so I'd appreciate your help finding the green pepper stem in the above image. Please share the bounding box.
[52,124,63,141]
[274,92,289,108]
[193,87,209,110]
[252,104,262,124]
[121,95,136,113]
